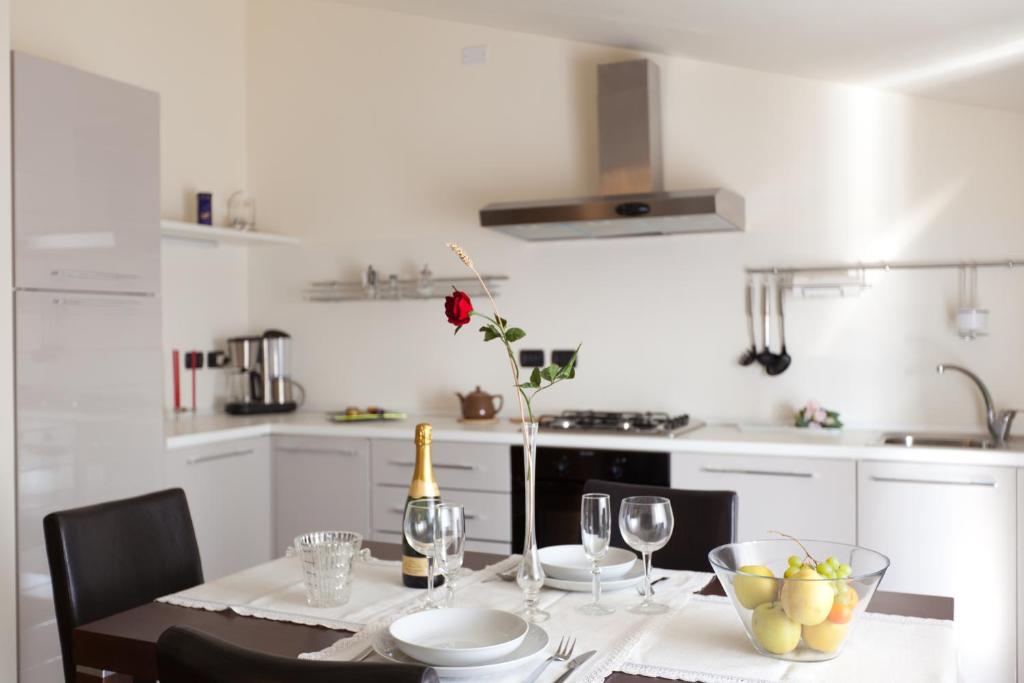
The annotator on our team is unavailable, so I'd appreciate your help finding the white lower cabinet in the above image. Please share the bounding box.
[858,460,1017,683]
[272,435,371,555]
[670,452,856,543]
[370,438,512,554]
[166,437,272,580]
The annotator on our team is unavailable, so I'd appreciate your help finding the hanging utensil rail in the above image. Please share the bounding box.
[746,259,1024,275]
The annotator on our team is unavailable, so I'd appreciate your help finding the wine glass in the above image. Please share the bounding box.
[404,499,440,610]
[434,504,466,607]
[619,495,674,614]
[577,493,614,615]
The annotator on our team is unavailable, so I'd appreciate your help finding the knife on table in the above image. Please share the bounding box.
[552,649,597,683]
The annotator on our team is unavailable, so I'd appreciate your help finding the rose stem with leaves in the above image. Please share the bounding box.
[445,242,578,424]
[446,243,529,426]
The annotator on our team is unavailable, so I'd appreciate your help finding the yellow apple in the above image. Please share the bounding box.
[751,601,801,654]
[780,567,834,625]
[733,565,777,609]
[802,619,849,653]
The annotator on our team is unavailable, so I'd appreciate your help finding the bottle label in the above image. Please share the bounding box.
[402,555,428,577]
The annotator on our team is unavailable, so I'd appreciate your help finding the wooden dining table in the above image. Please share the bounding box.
[74,541,953,682]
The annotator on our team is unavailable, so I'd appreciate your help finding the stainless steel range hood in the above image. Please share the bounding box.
[480,59,745,240]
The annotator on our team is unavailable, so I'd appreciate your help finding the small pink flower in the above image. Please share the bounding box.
[814,409,827,423]
[804,400,819,416]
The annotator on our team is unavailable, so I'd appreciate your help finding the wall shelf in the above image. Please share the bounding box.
[160,219,300,246]
[306,274,508,302]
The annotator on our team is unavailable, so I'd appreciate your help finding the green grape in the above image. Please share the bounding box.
[826,556,840,569]
[788,555,802,568]
[784,566,799,579]
[815,564,829,576]
[838,564,852,578]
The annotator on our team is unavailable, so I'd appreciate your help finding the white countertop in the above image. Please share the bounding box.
[165,412,1024,468]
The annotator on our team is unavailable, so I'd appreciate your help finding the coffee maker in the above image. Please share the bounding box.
[225,329,301,414]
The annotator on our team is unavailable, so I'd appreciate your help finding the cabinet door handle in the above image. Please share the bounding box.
[700,466,814,479]
[51,268,140,281]
[388,460,477,471]
[277,447,361,456]
[869,475,997,488]
[389,507,481,521]
[186,449,253,465]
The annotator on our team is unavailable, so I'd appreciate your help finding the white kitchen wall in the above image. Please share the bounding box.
[245,0,1024,430]
[12,0,251,413]
[161,241,249,411]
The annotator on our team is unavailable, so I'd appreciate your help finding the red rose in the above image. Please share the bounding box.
[444,290,473,330]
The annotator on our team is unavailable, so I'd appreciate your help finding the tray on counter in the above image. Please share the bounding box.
[326,411,407,423]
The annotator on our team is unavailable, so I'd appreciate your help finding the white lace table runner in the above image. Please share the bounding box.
[619,594,958,683]
[157,554,505,632]
[302,560,713,683]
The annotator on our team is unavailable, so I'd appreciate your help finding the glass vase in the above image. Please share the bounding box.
[516,421,548,622]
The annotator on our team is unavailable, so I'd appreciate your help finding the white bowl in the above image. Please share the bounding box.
[388,608,529,667]
[538,545,637,582]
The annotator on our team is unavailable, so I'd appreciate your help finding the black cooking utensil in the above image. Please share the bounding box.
[739,281,758,366]
[756,282,776,367]
[767,283,792,376]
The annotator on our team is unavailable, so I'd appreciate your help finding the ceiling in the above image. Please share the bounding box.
[334,0,1024,113]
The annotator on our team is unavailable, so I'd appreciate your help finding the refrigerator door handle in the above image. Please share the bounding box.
[51,268,141,281]
[50,296,145,308]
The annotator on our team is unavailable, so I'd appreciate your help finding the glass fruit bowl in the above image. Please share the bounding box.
[708,539,890,662]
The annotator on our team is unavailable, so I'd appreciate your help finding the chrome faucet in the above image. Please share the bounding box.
[936,364,1018,446]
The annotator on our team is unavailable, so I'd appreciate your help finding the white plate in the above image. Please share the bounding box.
[543,559,646,592]
[539,545,637,581]
[374,623,549,678]
[388,607,528,667]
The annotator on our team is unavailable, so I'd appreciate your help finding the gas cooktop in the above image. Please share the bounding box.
[537,411,704,438]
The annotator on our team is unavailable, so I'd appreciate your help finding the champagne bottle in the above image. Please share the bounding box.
[401,423,445,588]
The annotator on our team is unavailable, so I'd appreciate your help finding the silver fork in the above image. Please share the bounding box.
[523,636,575,683]
[635,576,669,596]
[484,568,517,583]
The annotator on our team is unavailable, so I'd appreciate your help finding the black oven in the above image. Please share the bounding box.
[511,445,670,549]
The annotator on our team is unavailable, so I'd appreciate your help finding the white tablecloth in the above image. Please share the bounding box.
[303,561,713,683]
[159,554,497,631]
[619,594,958,683]
[162,556,958,683]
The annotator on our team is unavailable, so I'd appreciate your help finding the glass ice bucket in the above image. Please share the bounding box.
[709,539,889,662]
[294,531,362,608]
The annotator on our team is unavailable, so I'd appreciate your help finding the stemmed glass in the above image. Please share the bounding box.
[404,499,441,610]
[434,503,466,607]
[619,496,674,614]
[577,493,614,615]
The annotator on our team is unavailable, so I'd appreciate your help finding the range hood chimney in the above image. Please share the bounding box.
[480,59,744,240]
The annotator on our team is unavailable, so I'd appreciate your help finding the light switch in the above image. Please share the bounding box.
[462,45,487,66]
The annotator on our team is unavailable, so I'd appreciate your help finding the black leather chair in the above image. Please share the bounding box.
[157,625,439,682]
[583,479,737,571]
[44,488,204,683]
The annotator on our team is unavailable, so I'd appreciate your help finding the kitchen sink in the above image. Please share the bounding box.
[881,433,998,450]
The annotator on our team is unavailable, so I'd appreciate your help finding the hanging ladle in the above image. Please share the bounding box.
[756,281,776,368]
[738,280,757,366]
[767,282,791,376]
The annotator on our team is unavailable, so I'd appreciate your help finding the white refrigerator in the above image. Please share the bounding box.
[12,52,164,682]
